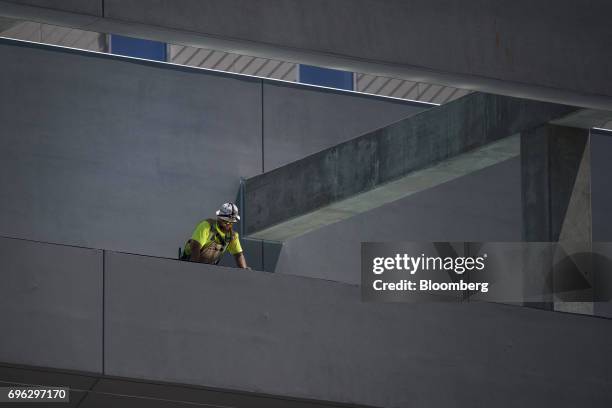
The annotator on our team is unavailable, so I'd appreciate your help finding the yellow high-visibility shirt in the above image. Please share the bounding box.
[184,220,243,255]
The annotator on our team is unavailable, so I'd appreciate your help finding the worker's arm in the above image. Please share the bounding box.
[188,221,210,263]
[189,240,202,262]
[234,252,248,269]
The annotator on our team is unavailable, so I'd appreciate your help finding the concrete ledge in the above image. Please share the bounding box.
[104,251,612,408]
[0,236,103,373]
[0,236,610,407]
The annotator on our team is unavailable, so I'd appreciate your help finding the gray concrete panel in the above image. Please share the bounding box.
[274,157,521,283]
[0,39,263,258]
[0,237,103,373]
[4,0,101,16]
[262,81,429,171]
[592,131,612,241]
[217,237,263,271]
[521,125,592,312]
[246,93,576,234]
[105,251,612,408]
[591,131,612,318]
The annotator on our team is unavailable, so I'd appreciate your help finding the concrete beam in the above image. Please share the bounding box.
[245,93,577,238]
[250,135,520,241]
[1,0,612,111]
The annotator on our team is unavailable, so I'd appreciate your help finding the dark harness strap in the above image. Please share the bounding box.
[206,218,234,265]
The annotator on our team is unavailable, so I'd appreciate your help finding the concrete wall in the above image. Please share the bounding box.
[0,237,103,373]
[0,38,424,260]
[591,130,612,318]
[262,80,426,171]
[103,251,612,408]
[0,39,263,258]
[1,236,610,407]
[274,157,521,284]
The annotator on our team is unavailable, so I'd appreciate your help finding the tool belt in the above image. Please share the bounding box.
[199,239,226,264]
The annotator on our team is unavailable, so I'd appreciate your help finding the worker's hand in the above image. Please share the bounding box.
[234,253,248,269]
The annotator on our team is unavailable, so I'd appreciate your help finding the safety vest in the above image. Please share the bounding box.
[184,219,234,265]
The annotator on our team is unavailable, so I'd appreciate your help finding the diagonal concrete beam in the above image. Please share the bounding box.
[249,135,520,241]
[245,93,578,240]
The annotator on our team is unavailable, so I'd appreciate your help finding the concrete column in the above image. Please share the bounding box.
[521,124,592,312]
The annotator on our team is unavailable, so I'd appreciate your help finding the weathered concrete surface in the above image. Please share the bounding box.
[0,237,103,373]
[105,251,612,408]
[246,93,577,235]
[251,135,519,241]
[2,0,611,110]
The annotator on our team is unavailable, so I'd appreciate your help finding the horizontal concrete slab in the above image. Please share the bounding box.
[245,93,577,236]
[104,251,612,408]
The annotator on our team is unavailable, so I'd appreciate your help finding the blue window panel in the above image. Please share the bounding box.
[110,35,167,62]
[299,65,354,91]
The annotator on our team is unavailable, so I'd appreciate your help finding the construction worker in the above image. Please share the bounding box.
[181,202,248,269]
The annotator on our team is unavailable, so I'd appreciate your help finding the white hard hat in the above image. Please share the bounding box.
[216,202,240,222]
